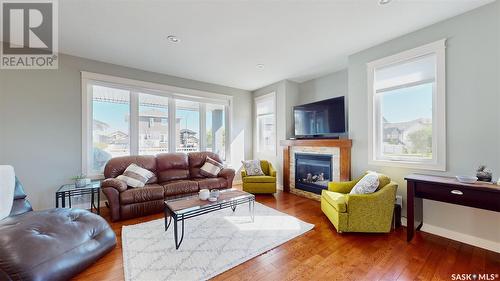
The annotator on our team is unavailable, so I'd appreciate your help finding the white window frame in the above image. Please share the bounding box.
[367,39,446,171]
[255,92,277,155]
[82,71,232,178]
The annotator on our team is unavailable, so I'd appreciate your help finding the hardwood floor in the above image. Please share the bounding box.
[74,191,500,281]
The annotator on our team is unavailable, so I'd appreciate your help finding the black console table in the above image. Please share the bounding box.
[55,181,101,214]
[405,174,500,242]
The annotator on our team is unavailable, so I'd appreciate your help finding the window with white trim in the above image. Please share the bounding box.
[255,93,276,154]
[82,72,231,177]
[367,39,446,170]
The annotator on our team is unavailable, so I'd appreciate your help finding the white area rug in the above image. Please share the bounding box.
[122,202,314,281]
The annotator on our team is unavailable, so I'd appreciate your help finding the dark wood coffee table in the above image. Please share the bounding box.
[164,189,255,249]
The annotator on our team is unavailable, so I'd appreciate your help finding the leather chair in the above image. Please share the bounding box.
[0,177,116,281]
[241,160,277,194]
[101,152,235,221]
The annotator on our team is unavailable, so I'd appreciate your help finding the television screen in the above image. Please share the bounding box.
[294,96,346,138]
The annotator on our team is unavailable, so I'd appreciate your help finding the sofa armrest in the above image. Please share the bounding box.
[345,182,398,231]
[268,163,277,178]
[219,168,236,188]
[101,178,127,192]
[101,187,121,222]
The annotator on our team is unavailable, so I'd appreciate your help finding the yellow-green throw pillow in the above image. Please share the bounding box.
[376,173,391,190]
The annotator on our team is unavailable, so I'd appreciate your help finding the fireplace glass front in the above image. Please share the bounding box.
[295,153,332,194]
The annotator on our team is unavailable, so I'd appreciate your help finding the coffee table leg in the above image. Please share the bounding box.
[249,199,255,222]
[164,208,172,231]
[174,215,185,250]
[231,202,237,212]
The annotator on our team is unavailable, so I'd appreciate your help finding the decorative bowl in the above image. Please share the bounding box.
[456,176,478,184]
[199,189,210,200]
[210,189,220,199]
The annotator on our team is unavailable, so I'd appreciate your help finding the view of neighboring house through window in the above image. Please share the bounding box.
[176,99,200,152]
[83,72,231,176]
[92,85,130,174]
[368,40,446,170]
[255,93,276,154]
[206,103,226,159]
[139,93,169,155]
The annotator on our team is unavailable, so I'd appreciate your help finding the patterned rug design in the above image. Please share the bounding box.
[122,202,314,281]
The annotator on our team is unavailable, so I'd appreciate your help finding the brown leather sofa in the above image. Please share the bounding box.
[102,152,235,221]
[0,177,116,281]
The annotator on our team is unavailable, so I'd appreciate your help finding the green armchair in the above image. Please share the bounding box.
[321,173,397,233]
[241,160,277,194]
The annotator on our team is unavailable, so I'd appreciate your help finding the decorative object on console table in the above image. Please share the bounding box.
[405,174,500,242]
[476,165,493,182]
[55,181,101,214]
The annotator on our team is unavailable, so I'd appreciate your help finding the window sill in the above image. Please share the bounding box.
[368,159,445,171]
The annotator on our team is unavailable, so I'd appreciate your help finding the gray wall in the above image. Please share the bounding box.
[348,2,499,247]
[0,54,253,210]
[298,69,348,105]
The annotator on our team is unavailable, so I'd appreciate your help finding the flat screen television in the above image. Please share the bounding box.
[293,96,346,138]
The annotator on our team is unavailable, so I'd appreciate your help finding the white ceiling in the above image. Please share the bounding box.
[60,0,493,91]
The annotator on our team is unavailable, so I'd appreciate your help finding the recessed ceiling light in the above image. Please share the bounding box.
[379,0,392,5]
[167,35,180,43]
[256,64,265,69]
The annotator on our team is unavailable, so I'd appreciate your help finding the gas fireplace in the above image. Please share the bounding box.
[295,153,332,194]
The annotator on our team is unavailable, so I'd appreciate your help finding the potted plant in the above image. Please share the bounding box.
[72,173,91,188]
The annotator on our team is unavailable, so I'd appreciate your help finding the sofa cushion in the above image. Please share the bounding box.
[321,190,347,213]
[193,178,228,190]
[104,155,157,184]
[376,173,391,190]
[120,184,165,204]
[188,152,223,178]
[161,180,199,197]
[242,175,276,183]
[0,208,116,281]
[156,153,190,182]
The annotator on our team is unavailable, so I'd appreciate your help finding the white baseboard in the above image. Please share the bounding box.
[401,217,500,253]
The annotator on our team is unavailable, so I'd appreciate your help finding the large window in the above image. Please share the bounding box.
[91,85,130,174]
[367,39,446,170]
[255,93,276,154]
[82,72,231,177]
[138,93,169,155]
[176,100,200,152]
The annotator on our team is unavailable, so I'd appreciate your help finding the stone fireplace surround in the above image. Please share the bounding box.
[280,139,352,201]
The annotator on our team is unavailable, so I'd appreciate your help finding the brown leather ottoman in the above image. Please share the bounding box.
[0,208,116,281]
[0,177,116,280]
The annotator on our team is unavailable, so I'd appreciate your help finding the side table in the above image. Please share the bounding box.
[55,181,101,214]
